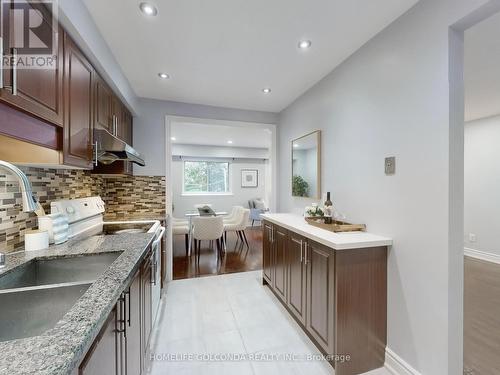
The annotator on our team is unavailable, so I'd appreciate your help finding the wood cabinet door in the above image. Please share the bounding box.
[110,95,122,138]
[126,270,142,375]
[287,232,307,325]
[141,252,153,372]
[94,75,112,131]
[262,221,274,284]
[62,33,94,168]
[0,3,64,126]
[79,305,118,375]
[273,226,287,303]
[306,240,335,355]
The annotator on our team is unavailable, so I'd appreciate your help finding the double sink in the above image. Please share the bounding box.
[0,252,121,342]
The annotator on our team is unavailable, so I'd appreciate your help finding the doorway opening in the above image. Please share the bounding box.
[462,8,500,375]
[164,116,276,280]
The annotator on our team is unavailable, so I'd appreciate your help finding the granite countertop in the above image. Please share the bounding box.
[261,213,393,250]
[0,232,156,375]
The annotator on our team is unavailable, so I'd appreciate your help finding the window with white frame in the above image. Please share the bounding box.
[183,161,231,194]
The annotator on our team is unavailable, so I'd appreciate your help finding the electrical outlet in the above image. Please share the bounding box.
[469,233,477,243]
[385,156,396,175]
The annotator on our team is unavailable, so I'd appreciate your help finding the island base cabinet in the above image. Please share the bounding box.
[262,220,387,375]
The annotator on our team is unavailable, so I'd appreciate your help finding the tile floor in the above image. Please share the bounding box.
[148,270,391,375]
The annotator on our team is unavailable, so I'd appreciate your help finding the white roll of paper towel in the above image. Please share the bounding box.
[24,230,49,251]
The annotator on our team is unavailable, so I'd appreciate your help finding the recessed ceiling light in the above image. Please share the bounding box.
[227,140,233,144]
[293,144,299,148]
[158,72,169,79]
[298,40,312,49]
[140,2,158,16]
[171,137,176,141]
[262,88,271,94]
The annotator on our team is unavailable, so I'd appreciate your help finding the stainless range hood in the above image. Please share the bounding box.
[94,127,145,166]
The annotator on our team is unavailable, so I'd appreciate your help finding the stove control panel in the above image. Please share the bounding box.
[51,196,105,224]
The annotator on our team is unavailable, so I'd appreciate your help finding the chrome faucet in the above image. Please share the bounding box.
[0,161,37,268]
[0,160,37,213]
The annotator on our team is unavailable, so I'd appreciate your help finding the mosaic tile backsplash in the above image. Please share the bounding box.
[0,167,165,253]
[102,176,166,221]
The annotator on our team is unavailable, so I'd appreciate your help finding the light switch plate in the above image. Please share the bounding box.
[385,156,396,175]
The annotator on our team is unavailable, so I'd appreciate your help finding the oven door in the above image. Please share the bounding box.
[151,226,165,324]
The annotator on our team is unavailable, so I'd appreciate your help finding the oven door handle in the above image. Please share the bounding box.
[153,226,165,247]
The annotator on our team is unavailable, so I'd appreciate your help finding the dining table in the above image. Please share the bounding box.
[185,210,228,256]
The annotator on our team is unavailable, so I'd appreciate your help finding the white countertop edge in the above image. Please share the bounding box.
[261,213,393,251]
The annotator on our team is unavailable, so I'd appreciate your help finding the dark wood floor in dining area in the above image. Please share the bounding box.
[172,225,262,280]
[464,256,500,375]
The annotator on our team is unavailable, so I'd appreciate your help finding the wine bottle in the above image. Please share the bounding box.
[324,192,332,207]
[324,192,333,224]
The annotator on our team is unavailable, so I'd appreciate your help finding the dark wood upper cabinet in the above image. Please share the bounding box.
[95,75,112,132]
[0,2,64,126]
[79,306,118,375]
[62,33,94,169]
[273,226,288,303]
[262,222,274,285]
[306,240,335,356]
[287,232,307,325]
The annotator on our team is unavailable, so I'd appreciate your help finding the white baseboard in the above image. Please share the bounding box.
[385,347,421,375]
[464,247,500,265]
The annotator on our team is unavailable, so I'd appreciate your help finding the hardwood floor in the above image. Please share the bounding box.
[464,256,500,375]
[172,226,263,280]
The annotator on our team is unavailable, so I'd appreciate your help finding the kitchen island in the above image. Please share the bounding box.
[261,213,392,375]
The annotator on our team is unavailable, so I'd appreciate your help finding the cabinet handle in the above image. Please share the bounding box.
[299,240,304,263]
[11,48,16,95]
[117,295,127,337]
[125,289,131,327]
[304,242,308,265]
[93,141,98,166]
[0,37,3,89]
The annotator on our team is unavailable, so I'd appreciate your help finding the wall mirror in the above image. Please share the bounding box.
[291,130,321,199]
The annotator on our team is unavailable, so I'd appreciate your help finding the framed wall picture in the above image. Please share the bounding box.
[241,169,258,188]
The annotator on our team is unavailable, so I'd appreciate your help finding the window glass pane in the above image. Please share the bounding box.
[184,161,230,193]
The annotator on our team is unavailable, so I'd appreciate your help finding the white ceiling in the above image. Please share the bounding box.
[83,0,418,113]
[465,12,500,122]
[171,122,272,148]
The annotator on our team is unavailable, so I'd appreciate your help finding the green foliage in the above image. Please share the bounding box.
[184,161,229,193]
[292,175,309,197]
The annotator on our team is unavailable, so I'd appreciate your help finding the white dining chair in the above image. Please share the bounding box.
[192,216,225,261]
[172,223,190,255]
[224,208,250,248]
[223,206,243,224]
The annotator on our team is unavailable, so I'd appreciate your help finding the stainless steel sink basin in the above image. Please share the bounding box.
[0,282,91,342]
[0,252,121,290]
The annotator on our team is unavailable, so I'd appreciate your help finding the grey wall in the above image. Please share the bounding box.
[133,98,278,176]
[464,115,500,257]
[277,0,489,373]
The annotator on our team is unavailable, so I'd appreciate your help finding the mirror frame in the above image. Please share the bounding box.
[291,130,321,199]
